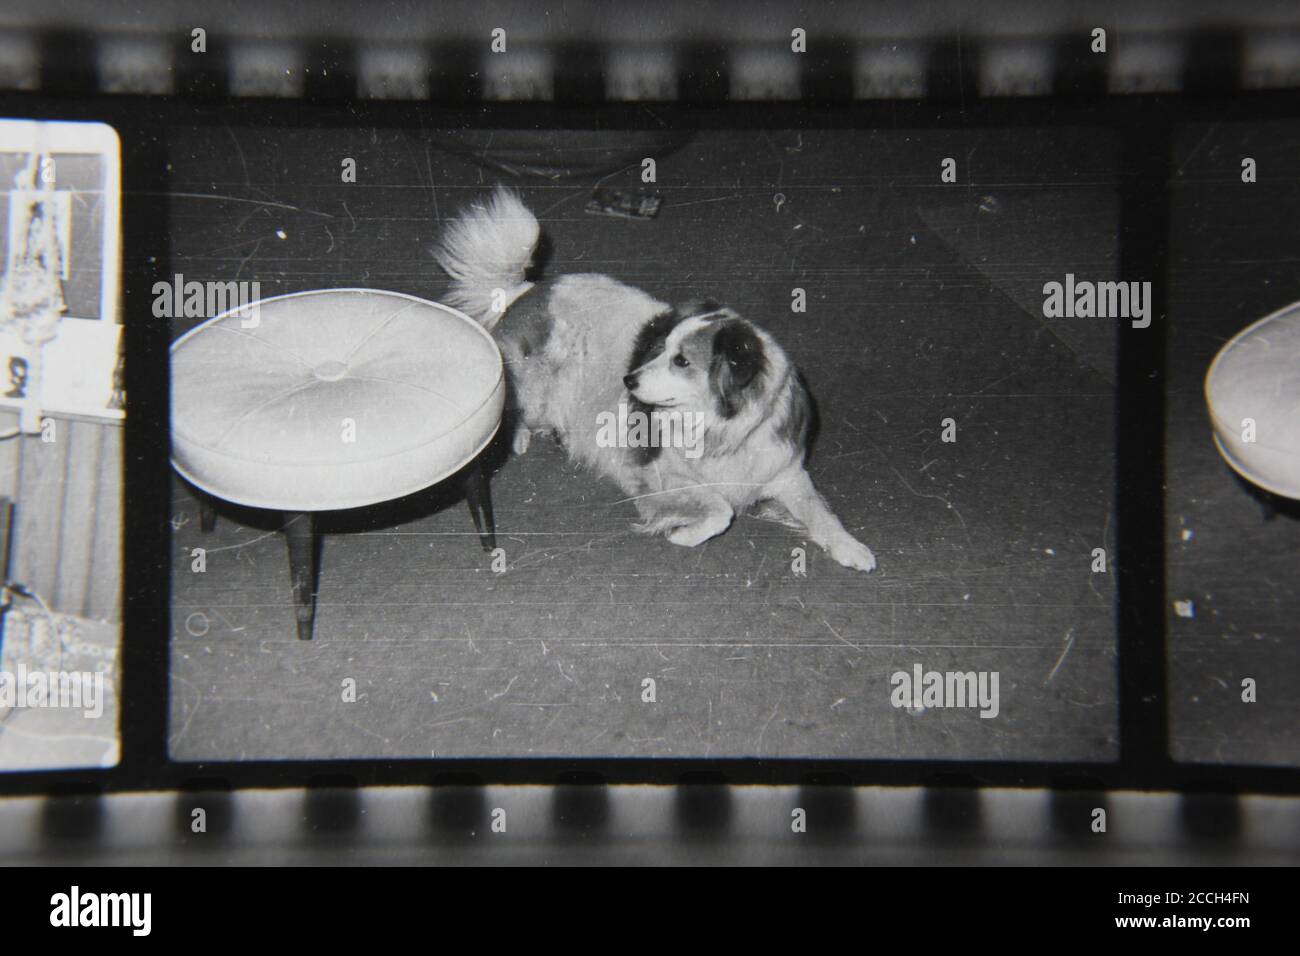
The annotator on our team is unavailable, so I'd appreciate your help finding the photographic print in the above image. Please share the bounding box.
[0,119,122,770]
[1165,119,1300,767]
[167,123,1120,762]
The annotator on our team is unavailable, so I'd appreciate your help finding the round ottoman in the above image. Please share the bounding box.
[171,288,505,639]
[1205,298,1300,501]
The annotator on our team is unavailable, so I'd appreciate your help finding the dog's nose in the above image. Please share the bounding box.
[623,373,638,390]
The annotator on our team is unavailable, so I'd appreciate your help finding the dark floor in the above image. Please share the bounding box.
[1165,120,1300,767]
[168,126,1119,761]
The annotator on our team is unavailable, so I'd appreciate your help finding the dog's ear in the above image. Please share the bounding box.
[628,309,684,372]
[710,320,766,418]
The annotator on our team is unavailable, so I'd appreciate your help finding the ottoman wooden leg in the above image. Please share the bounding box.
[283,511,318,641]
[463,459,496,552]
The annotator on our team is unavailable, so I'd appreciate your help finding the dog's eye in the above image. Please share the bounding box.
[672,354,690,368]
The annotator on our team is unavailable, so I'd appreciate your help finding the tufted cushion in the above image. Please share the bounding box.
[1205,299,1300,500]
[172,288,503,511]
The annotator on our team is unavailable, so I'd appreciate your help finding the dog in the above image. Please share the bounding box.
[435,187,876,572]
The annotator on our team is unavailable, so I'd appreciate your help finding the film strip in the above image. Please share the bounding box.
[1,22,1299,103]
[0,2,1298,865]
[5,784,1296,865]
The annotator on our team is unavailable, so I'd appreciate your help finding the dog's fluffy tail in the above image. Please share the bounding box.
[434,186,540,330]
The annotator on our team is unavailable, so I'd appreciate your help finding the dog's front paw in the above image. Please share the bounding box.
[512,426,532,455]
[666,514,733,548]
[667,523,718,548]
[828,536,877,573]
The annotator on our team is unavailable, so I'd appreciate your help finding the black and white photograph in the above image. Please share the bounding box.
[167,125,1119,762]
[1165,119,1300,767]
[0,0,1294,885]
[0,119,121,771]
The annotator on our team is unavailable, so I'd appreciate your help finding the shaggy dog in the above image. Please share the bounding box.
[435,187,876,572]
